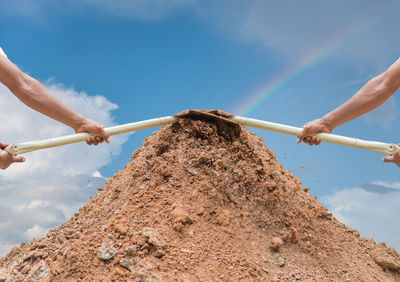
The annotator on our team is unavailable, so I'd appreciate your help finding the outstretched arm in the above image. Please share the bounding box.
[0,50,110,169]
[297,57,400,166]
[0,53,109,145]
[298,58,400,144]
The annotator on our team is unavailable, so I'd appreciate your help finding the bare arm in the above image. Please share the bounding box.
[297,57,400,166]
[0,51,110,169]
[298,58,400,142]
[0,54,109,143]
[320,58,400,130]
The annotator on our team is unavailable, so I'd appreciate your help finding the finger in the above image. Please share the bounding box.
[12,155,25,163]
[86,137,96,145]
[301,138,310,145]
[95,136,103,143]
[311,136,320,145]
[0,142,9,149]
[0,142,8,149]
[305,137,317,146]
[382,156,394,163]
[304,136,313,143]
[92,138,99,146]
[297,129,308,143]
[98,126,110,143]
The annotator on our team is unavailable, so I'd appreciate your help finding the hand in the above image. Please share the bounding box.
[75,119,110,146]
[297,118,332,145]
[0,142,25,169]
[382,146,400,167]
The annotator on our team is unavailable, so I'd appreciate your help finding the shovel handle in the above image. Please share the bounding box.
[4,116,177,155]
[4,115,399,156]
[232,116,400,155]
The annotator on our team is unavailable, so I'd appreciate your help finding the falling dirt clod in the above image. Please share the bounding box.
[1,110,400,281]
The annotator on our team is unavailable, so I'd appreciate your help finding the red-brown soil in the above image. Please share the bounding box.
[1,111,400,281]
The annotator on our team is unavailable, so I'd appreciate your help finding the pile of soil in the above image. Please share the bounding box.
[1,110,400,281]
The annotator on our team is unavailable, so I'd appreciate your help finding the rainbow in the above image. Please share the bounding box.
[231,22,373,116]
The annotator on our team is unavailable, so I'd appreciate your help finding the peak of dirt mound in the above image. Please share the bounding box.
[1,110,400,281]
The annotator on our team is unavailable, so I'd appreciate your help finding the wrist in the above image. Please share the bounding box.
[73,116,87,132]
[320,116,335,132]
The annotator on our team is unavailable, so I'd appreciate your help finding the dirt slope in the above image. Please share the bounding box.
[1,111,400,281]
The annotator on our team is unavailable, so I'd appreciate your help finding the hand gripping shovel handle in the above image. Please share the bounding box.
[4,116,178,155]
[4,115,400,156]
[232,116,400,155]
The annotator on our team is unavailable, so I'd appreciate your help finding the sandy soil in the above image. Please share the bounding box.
[1,110,400,281]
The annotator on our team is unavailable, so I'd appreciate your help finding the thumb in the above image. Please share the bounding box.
[297,127,309,144]
[382,156,394,163]
[98,127,110,143]
[12,155,26,163]
[0,142,9,150]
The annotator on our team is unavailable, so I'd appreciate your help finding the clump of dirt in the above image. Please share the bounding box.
[1,110,400,281]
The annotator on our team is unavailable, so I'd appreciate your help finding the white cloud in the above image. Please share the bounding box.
[0,81,127,179]
[25,224,47,241]
[322,181,400,251]
[0,82,128,256]
[92,170,104,178]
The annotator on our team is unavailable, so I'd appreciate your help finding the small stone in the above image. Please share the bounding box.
[137,238,146,248]
[269,255,285,267]
[20,242,30,249]
[98,241,117,261]
[119,258,136,272]
[187,168,198,176]
[233,168,244,177]
[170,208,192,232]
[270,237,284,252]
[277,256,285,267]
[388,246,398,257]
[27,263,49,282]
[126,245,138,256]
[115,224,128,235]
[153,249,165,258]
[56,234,67,244]
[373,255,400,272]
[173,222,183,232]
[142,227,165,248]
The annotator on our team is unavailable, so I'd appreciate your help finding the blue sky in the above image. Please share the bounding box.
[0,0,400,255]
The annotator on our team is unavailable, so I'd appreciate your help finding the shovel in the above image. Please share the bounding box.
[4,110,400,155]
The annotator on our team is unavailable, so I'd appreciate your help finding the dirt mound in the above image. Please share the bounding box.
[1,110,400,281]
